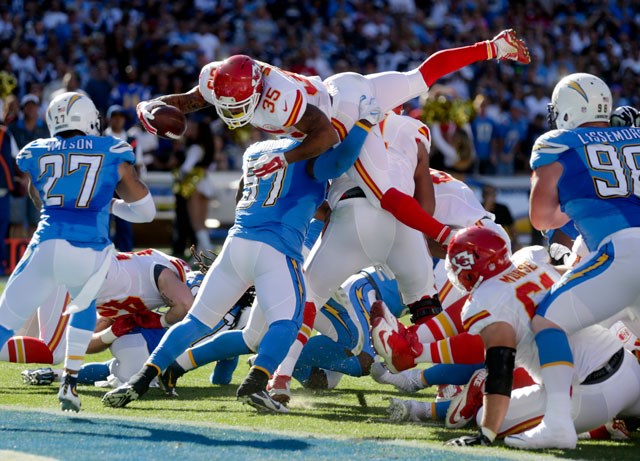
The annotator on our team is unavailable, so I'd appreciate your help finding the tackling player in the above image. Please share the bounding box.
[0,92,155,412]
[102,101,380,412]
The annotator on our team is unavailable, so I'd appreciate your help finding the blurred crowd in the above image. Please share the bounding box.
[1,0,639,262]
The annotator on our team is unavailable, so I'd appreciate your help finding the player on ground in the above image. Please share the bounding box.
[102,102,380,412]
[423,228,640,448]
[0,92,155,412]
[513,73,640,448]
[137,31,529,250]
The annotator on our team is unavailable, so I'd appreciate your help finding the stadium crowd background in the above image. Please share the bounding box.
[1,0,640,269]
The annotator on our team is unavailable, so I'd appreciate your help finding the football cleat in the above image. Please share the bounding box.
[22,367,56,385]
[370,301,423,373]
[606,419,631,440]
[239,390,290,414]
[505,419,578,449]
[237,367,269,397]
[102,366,156,408]
[387,398,421,422]
[58,374,81,413]
[159,362,185,397]
[370,362,424,393]
[490,29,531,64]
[435,384,463,403]
[267,373,291,405]
[445,368,486,428]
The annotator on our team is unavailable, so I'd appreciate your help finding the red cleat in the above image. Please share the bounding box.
[445,368,486,428]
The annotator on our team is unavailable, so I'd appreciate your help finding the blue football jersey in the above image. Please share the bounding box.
[229,139,326,262]
[17,135,135,250]
[531,127,640,249]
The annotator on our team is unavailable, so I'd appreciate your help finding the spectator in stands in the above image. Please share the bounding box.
[8,94,48,239]
[471,94,500,175]
[0,117,19,274]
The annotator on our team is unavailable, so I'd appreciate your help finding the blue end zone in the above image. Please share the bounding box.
[0,408,515,461]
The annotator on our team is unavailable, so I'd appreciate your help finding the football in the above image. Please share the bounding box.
[150,104,187,139]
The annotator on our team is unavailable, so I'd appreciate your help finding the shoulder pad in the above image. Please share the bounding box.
[530,129,575,169]
[198,61,222,106]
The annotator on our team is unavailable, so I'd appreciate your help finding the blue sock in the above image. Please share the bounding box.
[253,320,298,375]
[69,302,97,330]
[148,314,211,371]
[434,401,450,421]
[535,328,574,366]
[296,335,362,377]
[210,356,240,385]
[422,363,484,386]
[0,325,14,350]
[77,361,111,384]
[191,330,250,366]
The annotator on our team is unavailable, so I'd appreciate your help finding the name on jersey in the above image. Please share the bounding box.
[576,127,640,145]
[499,261,538,283]
[47,139,94,151]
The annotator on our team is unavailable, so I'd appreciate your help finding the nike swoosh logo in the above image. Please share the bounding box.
[448,400,464,426]
[377,329,390,354]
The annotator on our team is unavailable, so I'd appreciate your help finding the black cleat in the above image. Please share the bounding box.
[236,366,269,398]
[102,365,157,408]
[22,367,56,385]
[159,362,185,397]
[239,390,290,414]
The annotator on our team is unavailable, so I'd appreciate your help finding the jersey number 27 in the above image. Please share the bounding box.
[39,154,103,207]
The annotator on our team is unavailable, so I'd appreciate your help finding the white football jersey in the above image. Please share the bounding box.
[462,246,621,385]
[198,61,331,139]
[96,249,191,318]
[431,169,494,229]
[383,112,431,196]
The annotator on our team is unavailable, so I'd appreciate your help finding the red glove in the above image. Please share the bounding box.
[132,310,165,330]
[253,151,288,178]
[136,100,166,135]
[111,314,138,337]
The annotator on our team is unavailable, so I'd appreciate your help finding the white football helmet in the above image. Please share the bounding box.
[46,92,101,136]
[547,73,612,130]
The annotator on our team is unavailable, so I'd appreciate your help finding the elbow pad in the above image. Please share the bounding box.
[484,346,516,397]
[112,192,156,223]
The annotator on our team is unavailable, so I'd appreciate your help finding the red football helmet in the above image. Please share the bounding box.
[212,55,263,129]
[445,226,512,292]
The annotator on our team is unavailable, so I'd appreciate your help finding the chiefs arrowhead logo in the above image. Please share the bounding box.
[450,250,475,274]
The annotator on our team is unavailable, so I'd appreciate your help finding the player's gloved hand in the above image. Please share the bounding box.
[136,100,167,135]
[488,29,531,64]
[253,151,288,178]
[549,242,572,266]
[110,314,138,338]
[445,428,494,447]
[358,95,384,125]
[131,310,167,329]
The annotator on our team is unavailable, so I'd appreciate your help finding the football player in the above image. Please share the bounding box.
[137,31,529,252]
[101,102,380,412]
[521,73,640,448]
[0,92,155,412]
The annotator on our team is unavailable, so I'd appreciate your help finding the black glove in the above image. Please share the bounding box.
[445,431,492,447]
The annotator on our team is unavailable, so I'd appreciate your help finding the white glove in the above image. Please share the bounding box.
[136,100,167,135]
[358,95,384,125]
[253,151,288,179]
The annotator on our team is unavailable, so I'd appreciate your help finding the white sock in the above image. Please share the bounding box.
[64,326,93,372]
[176,351,195,372]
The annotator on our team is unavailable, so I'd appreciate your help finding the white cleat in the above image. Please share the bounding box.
[387,398,421,422]
[505,420,578,449]
[58,375,81,413]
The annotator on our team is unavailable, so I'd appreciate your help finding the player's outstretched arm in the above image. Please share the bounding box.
[137,86,209,135]
[283,104,340,164]
[112,163,156,223]
[413,141,435,215]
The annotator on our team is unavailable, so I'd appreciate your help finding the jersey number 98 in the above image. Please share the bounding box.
[585,144,640,199]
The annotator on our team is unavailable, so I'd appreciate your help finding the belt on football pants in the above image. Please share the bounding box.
[339,187,366,201]
[581,348,624,385]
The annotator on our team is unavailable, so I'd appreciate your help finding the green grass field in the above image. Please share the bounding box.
[0,278,638,460]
